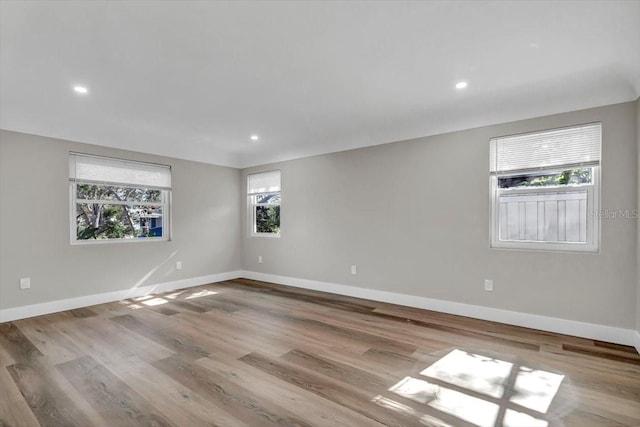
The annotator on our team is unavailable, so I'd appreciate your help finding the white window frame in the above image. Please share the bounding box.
[69,153,172,245]
[247,171,281,238]
[489,124,601,252]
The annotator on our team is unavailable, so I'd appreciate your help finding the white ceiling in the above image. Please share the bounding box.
[1,1,639,168]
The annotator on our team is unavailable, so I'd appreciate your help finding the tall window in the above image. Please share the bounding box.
[490,123,601,252]
[69,153,171,244]
[248,170,281,236]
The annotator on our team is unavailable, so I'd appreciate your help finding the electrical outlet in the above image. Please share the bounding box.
[176,261,182,270]
[484,279,493,291]
[20,277,30,290]
[258,255,263,264]
[351,265,357,275]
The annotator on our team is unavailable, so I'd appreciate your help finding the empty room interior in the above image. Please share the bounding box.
[1,1,640,426]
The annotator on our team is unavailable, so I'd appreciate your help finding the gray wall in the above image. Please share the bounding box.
[242,101,638,329]
[0,130,241,310]
[637,97,640,335]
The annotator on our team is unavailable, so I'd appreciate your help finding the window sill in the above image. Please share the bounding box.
[250,233,281,239]
[71,237,170,245]
[490,240,598,253]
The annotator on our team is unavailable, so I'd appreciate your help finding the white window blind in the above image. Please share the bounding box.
[490,123,601,174]
[69,153,171,189]
[248,170,281,194]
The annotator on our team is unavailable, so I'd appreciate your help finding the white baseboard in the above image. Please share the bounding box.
[241,271,637,347]
[2,269,637,350]
[0,271,242,323]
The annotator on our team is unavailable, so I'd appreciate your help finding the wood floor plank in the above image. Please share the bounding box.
[153,355,314,427]
[239,351,428,427]
[54,315,174,365]
[197,356,385,427]
[226,308,373,355]
[314,344,422,382]
[283,304,451,353]
[0,339,16,367]
[15,317,86,365]
[562,342,640,365]
[282,348,391,387]
[231,297,418,354]
[150,306,180,316]
[0,365,41,427]
[110,314,211,360]
[533,348,640,397]
[593,340,639,353]
[167,299,211,313]
[57,355,175,427]
[174,310,292,358]
[184,296,243,314]
[67,307,98,319]
[569,385,640,424]
[6,360,95,427]
[0,323,43,362]
[108,355,249,427]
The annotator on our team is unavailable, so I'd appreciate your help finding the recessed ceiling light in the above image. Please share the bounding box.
[455,81,468,90]
[73,86,88,94]
[250,135,259,141]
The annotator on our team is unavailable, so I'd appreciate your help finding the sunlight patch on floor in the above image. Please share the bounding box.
[390,377,499,427]
[510,367,564,413]
[421,348,512,398]
[164,291,184,299]
[142,297,168,306]
[185,290,218,299]
[389,376,439,404]
[384,349,561,427]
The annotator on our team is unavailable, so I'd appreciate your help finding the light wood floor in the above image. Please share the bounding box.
[1,278,639,427]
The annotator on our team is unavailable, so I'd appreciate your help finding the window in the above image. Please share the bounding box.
[69,153,171,244]
[248,170,281,236]
[490,123,601,252]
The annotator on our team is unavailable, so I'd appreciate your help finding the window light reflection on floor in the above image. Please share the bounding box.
[141,297,169,306]
[390,377,500,427]
[164,291,184,299]
[510,367,564,413]
[378,348,563,427]
[185,289,218,299]
[421,348,513,398]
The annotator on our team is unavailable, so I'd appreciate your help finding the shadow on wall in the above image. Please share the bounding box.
[127,251,178,296]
